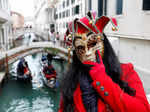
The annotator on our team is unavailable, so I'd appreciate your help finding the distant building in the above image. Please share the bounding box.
[33,0,58,41]
[11,11,24,32]
[0,0,13,51]
[34,0,51,32]
[55,0,86,40]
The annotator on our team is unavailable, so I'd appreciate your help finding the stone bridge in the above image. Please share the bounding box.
[0,42,70,70]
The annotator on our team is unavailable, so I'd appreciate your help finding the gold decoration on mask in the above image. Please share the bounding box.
[89,20,93,24]
[82,36,86,41]
[68,34,71,37]
[97,36,101,41]
[112,27,118,31]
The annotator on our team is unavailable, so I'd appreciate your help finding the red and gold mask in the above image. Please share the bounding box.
[65,11,117,63]
[74,32,104,62]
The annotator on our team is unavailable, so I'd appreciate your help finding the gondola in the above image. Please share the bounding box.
[17,58,32,82]
[40,55,57,88]
[40,69,56,88]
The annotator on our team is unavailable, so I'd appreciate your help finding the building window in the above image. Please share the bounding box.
[71,0,75,4]
[143,0,150,10]
[98,0,103,16]
[55,14,58,20]
[75,5,80,14]
[66,10,68,17]
[59,13,61,19]
[72,7,74,15]
[68,10,70,16]
[104,0,107,15]
[2,29,5,44]
[116,0,123,15]
[0,0,2,8]
[67,0,69,6]
[63,11,65,18]
[88,0,91,11]
[66,10,70,17]
[63,1,65,8]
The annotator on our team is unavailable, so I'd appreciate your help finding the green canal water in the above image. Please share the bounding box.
[0,53,67,112]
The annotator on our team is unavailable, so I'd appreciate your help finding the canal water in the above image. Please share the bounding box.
[0,53,67,112]
[0,33,68,112]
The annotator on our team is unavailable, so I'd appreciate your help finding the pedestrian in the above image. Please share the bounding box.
[48,29,51,41]
[56,32,60,41]
[56,32,60,45]
[50,30,56,45]
[59,12,150,112]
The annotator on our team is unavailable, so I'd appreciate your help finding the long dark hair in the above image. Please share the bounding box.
[60,33,135,112]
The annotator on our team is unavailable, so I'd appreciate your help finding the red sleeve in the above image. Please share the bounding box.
[91,63,150,112]
[58,95,64,112]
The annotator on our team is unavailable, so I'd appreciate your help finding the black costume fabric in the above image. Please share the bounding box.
[79,74,98,112]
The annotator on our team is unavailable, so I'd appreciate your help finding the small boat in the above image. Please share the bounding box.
[40,55,57,88]
[17,58,32,82]
[40,64,57,88]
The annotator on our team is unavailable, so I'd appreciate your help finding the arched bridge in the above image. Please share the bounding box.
[0,42,69,66]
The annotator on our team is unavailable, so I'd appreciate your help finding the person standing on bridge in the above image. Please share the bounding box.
[59,12,150,112]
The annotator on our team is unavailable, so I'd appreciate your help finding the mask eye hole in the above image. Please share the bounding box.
[76,45,85,54]
[87,41,97,48]
[87,35,97,48]
[77,46,84,50]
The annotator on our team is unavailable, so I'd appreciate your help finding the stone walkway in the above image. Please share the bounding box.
[0,72,5,84]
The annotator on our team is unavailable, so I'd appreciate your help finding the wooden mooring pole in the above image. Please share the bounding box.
[5,53,9,78]
[0,53,9,86]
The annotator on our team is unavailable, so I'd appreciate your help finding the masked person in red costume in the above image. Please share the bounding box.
[59,12,150,112]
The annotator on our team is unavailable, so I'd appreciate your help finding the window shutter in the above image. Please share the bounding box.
[143,0,150,10]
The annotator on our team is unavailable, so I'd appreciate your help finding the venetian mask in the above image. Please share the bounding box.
[74,32,104,63]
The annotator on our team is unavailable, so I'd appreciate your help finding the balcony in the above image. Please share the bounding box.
[0,9,11,23]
